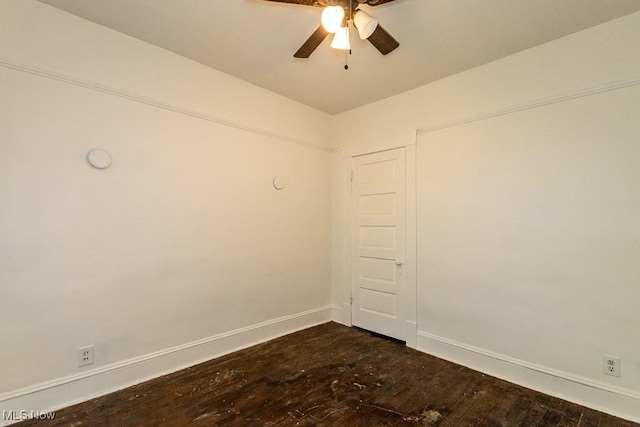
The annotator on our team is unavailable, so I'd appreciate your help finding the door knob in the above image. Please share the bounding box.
[395,260,403,266]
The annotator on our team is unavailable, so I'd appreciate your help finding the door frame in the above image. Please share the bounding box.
[340,131,418,348]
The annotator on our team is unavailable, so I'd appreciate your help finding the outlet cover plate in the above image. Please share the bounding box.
[78,345,94,367]
[603,354,620,377]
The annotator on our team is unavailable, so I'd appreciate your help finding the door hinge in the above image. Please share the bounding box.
[350,295,353,305]
[350,170,354,183]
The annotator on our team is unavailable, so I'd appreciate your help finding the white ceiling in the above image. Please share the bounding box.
[37,0,640,114]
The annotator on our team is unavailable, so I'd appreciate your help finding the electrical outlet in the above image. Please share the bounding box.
[78,345,94,367]
[603,354,620,377]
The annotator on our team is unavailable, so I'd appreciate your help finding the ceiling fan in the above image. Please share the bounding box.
[262,0,400,58]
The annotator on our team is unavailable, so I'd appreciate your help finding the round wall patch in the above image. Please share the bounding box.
[273,176,285,190]
[87,149,112,169]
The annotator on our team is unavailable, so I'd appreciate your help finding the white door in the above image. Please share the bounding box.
[351,148,406,340]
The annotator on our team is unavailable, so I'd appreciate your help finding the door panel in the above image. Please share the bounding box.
[359,288,397,317]
[352,148,406,340]
[359,193,397,216]
[359,257,397,284]
[359,226,397,250]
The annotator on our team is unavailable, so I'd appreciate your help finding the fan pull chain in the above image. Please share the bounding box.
[344,0,351,70]
[345,2,352,71]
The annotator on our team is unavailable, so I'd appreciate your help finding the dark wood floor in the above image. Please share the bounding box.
[18,322,638,426]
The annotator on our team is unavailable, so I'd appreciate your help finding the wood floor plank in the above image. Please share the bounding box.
[600,413,621,427]
[466,378,521,426]
[14,322,639,427]
[576,407,602,427]
[560,401,587,427]
[424,371,487,426]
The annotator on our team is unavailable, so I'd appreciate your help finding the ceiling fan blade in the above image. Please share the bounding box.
[262,0,323,6]
[363,0,397,5]
[262,0,396,8]
[367,24,399,55]
[294,25,329,58]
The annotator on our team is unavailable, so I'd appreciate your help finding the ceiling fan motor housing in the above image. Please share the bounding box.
[265,0,399,58]
[318,0,382,8]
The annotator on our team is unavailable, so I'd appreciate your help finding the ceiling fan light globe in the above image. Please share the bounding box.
[353,10,379,39]
[321,6,344,33]
[330,26,351,50]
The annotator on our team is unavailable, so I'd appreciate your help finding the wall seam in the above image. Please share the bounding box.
[0,58,331,153]
[417,76,640,135]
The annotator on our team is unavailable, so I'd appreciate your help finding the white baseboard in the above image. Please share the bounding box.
[0,306,334,426]
[417,330,640,423]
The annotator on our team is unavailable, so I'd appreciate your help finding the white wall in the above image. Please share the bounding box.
[417,85,640,412]
[332,11,640,422]
[3,0,640,422]
[0,0,333,417]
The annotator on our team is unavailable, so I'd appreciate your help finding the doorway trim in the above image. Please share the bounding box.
[340,131,418,348]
